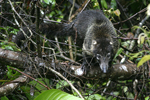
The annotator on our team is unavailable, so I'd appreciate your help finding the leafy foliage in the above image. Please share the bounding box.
[35,89,82,100]
[0,0,150,100]
[6,66,21,80]
[137,55,150,67]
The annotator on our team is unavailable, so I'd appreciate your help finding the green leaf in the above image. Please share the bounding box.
[111,0,117,9]
[121,40,130,47]
[129,52,141,60]
[10,29,19,35]
[132,26,147,34]
[137,55,150,67]
[137,33,147,45]
[29,78,50,91]
[123,86,128,92]
[101,0,108,9]
[7,66,20,79]
[56,80,74,89]
[34,89,82,100]
[21,86,38,100]
[3,45,14,51]
[129,50,148,60]
[87,94,106,100]
[43,0,50,4]
[123,86,134,99]
[43,0,55,5]
[143,0,146,5]
[114,48,123,59]
[1,96,9,100]
[145,96,150,100]
[140,36,145,44]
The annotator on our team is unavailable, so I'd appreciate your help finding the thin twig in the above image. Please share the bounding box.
[68,0,75,60]
[101,80,111,96]
[10,67,50,90]
[114,8,147,25]
[44,65,84,99]
[69,0,91,21]
[120,13,150,63]
[8,0,36,46]
[80,0,90,13]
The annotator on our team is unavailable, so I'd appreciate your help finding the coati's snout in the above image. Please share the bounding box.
[96,53,111,73]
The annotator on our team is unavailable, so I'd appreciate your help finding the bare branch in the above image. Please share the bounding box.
[0,75,28,96]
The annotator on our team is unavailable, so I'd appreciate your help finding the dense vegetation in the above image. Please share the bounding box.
[0,0,150,100]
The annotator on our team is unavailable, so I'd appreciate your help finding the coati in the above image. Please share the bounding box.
[13,10,119,73]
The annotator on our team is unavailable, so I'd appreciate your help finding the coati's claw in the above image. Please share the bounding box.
[81,62,87,75]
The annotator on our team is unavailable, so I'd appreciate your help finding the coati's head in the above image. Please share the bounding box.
[92,38,114,73]
[83,37,114,73]
[80,14,118,73]
[93,38,114,73]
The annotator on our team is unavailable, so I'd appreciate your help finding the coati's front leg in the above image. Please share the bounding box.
[81,52,94,74]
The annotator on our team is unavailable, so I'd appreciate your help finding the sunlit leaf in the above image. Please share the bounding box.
[113,9,120,17]
[145,96,150,100]
[140,36,145,44]
[137,33,147,44]
[129,52,141,60]
[147,4,150,15]
[35,89,82,100]
[132,26,147,34]
[43,0,50,4]
[123,86,128,92]
[137,55,150,67]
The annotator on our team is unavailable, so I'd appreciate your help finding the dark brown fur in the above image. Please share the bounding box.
[73,10,119,73]
[13,10,119,73]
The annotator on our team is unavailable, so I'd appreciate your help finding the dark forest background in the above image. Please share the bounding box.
[0,0,150,100]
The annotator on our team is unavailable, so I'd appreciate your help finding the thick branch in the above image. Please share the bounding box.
[0,48,140,80]
[0,48,141,96]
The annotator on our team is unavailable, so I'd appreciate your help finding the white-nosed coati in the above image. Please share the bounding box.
[13,10,119,73]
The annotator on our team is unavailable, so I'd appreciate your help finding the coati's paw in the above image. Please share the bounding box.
[81,62,88,75]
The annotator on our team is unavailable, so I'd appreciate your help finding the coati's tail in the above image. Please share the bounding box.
[12,23,74,47]
[39,23,74,38]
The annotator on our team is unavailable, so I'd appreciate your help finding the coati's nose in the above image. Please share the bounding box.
[100,63,108,73]
[96,54,109,73]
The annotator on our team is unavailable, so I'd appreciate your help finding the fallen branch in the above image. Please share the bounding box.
[0,48,140,80]
[0,48,141,97]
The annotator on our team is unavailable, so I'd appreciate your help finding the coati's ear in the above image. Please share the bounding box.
[106,53,111,59]
[96,54,102,60]
[92,40,97,45]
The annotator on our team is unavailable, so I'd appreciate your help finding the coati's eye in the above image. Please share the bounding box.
[92,40,97,45]
[106,53,111,59]
[96,54,102,60]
